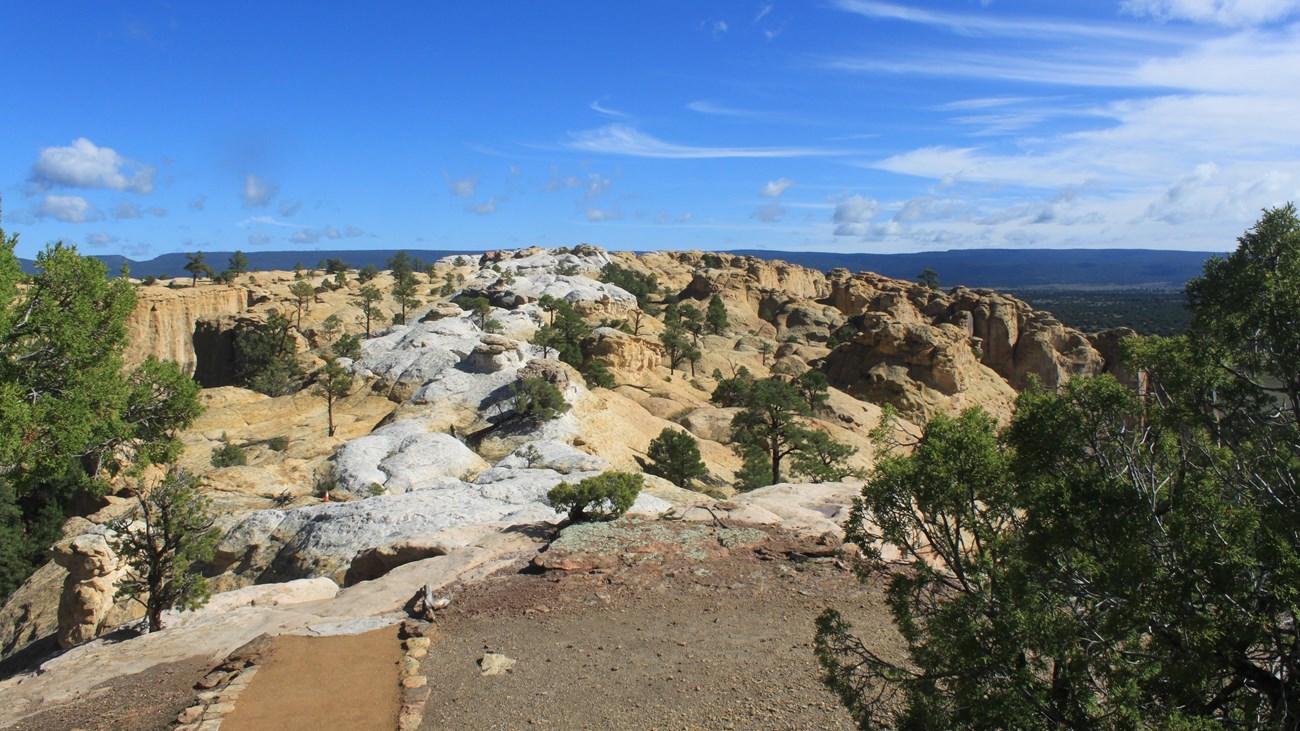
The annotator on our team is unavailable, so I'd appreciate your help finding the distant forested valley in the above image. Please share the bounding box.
[1007,289,1191,336]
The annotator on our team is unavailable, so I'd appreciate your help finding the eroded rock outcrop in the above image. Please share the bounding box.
[48,529,127,649]
[123,284,247,376]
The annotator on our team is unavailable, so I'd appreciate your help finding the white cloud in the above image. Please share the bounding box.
[753,203,787,222]
[893,196,974,223]
[242,174,278,207]
[29,138,155,194]
[585,172,612,199]
[585,208,624,222]
[85,232,117,248]
[567,124,838,159]
[290,230,319,244]
[112,200,165,219]
[448,175,478,199]
[760,178,795,197]
[248,232,271,246]
[1122,0,1300,26]
[829,0,1175,41]
[590,100,630,118]
[1141,162,1221,223]
[471,196,499,215]
[832,194,880,235]
[325,227,342,239]
[279,199,302,217]
[345,225,365,237]
[35,194,104,223]
[237,215,309,229]
[189,195,208,211]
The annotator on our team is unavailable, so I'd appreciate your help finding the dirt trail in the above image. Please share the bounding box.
[420,542,896,730]
[220,626,402,731]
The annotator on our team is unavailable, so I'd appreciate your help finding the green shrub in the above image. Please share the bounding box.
[211,440,247,468]
[582,360,616,389]
[512,377,569,422]
[547,471,643,522]
[268,436,289,452]
[646,428,707,489]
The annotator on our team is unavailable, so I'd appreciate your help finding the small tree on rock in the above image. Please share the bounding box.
[110,469,219,632]
[356,285,382,337]
[314,358,354,437]
[227,250,249,276]
[183,251,214,287]
[547,471,643,523]
[646,428,707,489]
[706,295,728,335]
[288,280,315,329]
[511,377,569,422]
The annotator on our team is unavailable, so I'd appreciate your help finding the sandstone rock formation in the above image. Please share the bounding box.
[123,283,247,379]
[48,529,127,649]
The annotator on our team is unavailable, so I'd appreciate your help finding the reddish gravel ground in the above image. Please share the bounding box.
[420,530,901,731]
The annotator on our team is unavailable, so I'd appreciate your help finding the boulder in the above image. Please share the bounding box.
[333,420,489,496]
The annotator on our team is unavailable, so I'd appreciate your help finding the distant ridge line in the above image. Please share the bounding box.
[18,246,1226,290]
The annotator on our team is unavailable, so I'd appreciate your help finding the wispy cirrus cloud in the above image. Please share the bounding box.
[829,0,1184,42]
[1122,0,1300,26]
[566,124,838,159]
[590,99,631,118]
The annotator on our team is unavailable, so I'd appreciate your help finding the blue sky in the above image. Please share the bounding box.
[3,1,1299,259]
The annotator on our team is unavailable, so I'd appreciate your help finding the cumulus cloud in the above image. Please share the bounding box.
[345,225,365,237]
[448,175,478,199]
[85,232,118,248]
[35,194,104,223]
[248,232,272,246]
[242,174,278,207]
[470,196,499,215]
[832,194,880,235]
[760,178,795,197]
[585,208,624,222]
[278,199,302,217]
[290,229,319,244]
[753,203,787,222]
[1142,162,1220,223]
[585,172,612,199]
[29,138,155,194]
[112,200,165,219]
[1122,0,1300,26]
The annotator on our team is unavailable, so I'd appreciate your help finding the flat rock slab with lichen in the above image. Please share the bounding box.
[532,518,766,572]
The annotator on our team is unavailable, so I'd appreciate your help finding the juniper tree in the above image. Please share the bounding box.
[0,231,203,600]
[110,469,218,632]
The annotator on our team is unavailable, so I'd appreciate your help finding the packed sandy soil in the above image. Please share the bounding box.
[221,627,402,731]
[420,535,899,730]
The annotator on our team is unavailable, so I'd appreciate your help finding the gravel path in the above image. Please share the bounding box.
[421,540,895,730]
